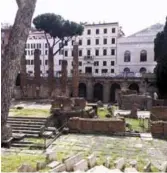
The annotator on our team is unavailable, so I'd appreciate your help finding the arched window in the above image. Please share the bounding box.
[124,51,131,62]
[139,67,147,73]
[124,67,130,73]
[140,50,147,62]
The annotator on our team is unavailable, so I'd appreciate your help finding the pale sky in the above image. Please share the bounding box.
[1,0,167,36]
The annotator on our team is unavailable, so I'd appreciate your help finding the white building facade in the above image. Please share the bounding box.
[117,23,164,75]
[25,22,122,77]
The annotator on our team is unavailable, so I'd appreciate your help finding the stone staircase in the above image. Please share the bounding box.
[7,116,48,137]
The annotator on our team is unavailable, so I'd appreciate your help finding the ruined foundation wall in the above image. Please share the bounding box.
[68,118,125,134]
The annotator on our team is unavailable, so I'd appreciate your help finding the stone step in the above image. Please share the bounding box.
[12,129,40,134]
[11,142,44,148]
[7,118,46,123]
[10,124,42,128]
[8,116,47,120]
[7,121,45,125]
[12,126,41,131]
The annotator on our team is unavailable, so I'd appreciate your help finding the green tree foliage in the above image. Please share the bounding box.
[33,13,84,55]
[154,17,167,98]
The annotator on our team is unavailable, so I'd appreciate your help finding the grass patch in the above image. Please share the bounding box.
[26,138,45,144]
[1,154,45,172]
[97,108,109,118]
[125,118,148,132]
[9,108,50,117]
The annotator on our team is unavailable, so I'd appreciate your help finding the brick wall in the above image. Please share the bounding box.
[68,118,125,134]
[151,121,167,137]
[151,106,167,121]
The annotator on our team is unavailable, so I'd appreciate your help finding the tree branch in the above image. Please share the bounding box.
[44,32,50,47]
[52,38,61,47]
[53,37,71,56]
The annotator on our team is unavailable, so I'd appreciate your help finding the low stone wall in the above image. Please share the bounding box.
[151,106,167,121]
[68,118,125,134]
[151,121,167,137]
[120,94,152,110]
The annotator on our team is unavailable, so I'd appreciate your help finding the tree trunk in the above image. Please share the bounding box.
[48,47,54,97]
[72,42,79,97]
[34,49,41,98]
[60,60,68,96]
[20,52,27,98]
[1,0,37,141]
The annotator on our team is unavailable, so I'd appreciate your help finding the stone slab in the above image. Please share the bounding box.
[52,163,66,172]
[114,158,125,170]
[124,168,139,172]
[64,153,83,171]
[87,154,96,168]
[73,159,88,172]
[47,161,60,169]
[46,151,57,162]
[140,133,153,141]
[36,161,46,171]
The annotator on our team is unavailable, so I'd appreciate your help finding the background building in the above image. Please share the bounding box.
[25,22,123,77]
[117,23,164,75]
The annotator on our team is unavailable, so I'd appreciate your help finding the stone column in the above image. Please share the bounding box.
[34,49,41,98]
[48,47,54,97]
[87,80,93,101]
[72,42,79,97]
[60,60,68,96]
[103,82,110,103]
[20,53,27,97]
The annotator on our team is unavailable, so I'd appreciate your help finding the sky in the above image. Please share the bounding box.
[0,0,167,36]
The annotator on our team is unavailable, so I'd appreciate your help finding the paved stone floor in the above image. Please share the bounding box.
[49,134,167,167]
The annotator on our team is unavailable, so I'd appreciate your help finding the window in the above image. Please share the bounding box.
[104,28,107,34]
[26,60,30,65]
[112,38,115,44]
[59,42,63,48]
[27,44,30,49]
[103,38,107,44]
[112,28,116,33]
[103,61,107,66]
[124,51,131,62]
[79,70,82,73]
[111,69,114,73]
[87,29,91,35]
[45,50,48,55]
[87,39,91,45]
[140,67,147,73]
[94,61,99,66]
[79,61,82,66]
[79,39,82,45]
[102,69,108,73]
[111,49,115,55]
[95,39,99,45]
[71,61,73,66]
[37,43,41,49]
[65,50,68,57]
[96,29,99,34]
[31,50,34,55]
[46,70,49,73]
[40,60,42,65]
[79,50,82,56]
[25,50,27,56]
[72,40,74,46]
[65,41,68,46]
[59,60,62,65]
[72,50,74,56]
[31,44,33,49]
[45,43,48,48]
[87,50,91,56]
[95,49,99,56]
[28,71,33,74]
[27,50,30,55]
[31,60,34,65]
[95,69,99,73]
[45,60,48,65]
[140,50,147,62]
[59,49,64,55]
[124,67,130,73]
[103,49,107,56]
[111,61,115,66]
[71,69,73,74]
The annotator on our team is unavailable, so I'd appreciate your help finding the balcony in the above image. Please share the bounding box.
[84,56,94,61]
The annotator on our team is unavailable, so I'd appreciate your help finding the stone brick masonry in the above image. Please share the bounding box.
[68,118,125,134]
